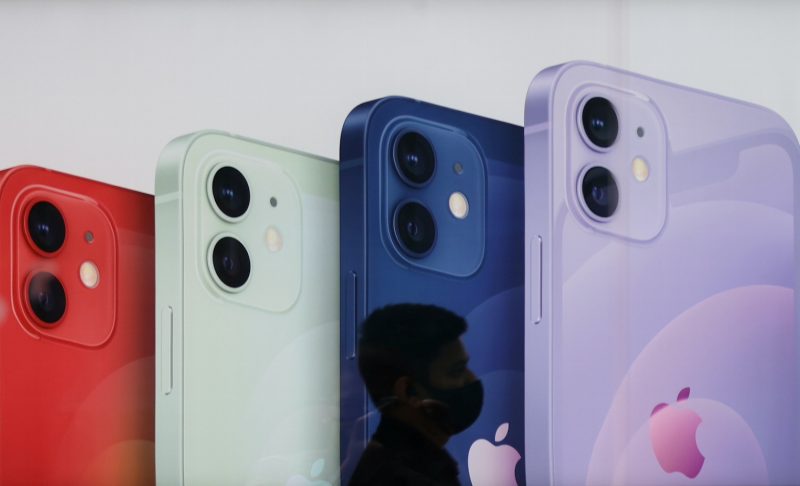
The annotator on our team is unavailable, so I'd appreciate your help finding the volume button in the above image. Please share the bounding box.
[345,272,357,360]
[160,306,173,395]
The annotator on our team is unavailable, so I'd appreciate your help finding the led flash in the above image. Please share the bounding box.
[449,192,469,220]
[79,261,100,289]
[632,157,650,182]
[265,226,283,253]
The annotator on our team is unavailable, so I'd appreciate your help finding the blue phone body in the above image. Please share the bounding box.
[339,97,525,484]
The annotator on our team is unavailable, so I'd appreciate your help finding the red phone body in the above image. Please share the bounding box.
[0,166,154,485]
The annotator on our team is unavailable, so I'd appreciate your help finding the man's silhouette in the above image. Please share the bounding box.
[349,304,483,486]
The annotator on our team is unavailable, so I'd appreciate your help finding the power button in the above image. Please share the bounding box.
[160,306,173,395]
[531,236,542,325]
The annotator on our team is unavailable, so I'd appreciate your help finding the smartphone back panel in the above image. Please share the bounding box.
[340,98,525,484]
[0,166,154,484]
[525,62,800,485]
[155,132,339,484]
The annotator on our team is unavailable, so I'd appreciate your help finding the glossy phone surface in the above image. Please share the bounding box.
[340,97,525,484]
[155,131,339,484]
[0,166,154,485]
[525,61,800,485]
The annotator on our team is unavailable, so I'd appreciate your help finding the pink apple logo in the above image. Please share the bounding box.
[650,387,705,479]
[468,422,521,486]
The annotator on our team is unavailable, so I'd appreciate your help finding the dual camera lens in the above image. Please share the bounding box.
[393,132,437,257]
[581,97,619,149]
[210,166,251,289]
[395,132,436,186]
[29,272,66,325]
[581,166,618,218]
[394,201,436,257]
[28,201,66,253]
[212,166,250,219]
[26,202,67,324]
[580,97,620,219]
[212,236,251,289]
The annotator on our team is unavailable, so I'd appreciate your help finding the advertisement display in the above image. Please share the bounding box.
[1,2,798,485]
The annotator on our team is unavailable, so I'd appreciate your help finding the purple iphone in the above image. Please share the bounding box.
[524,61,799,485]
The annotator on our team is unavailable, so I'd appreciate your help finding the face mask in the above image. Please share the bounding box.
[419,379,484,435]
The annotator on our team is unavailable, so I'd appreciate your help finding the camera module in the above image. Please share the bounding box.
[212,166,250,219]
[211,236,251,289]
[394,132,436,185]
[28,201,66,253]
[581,97,619,149]
[581,166,619,219]
[394,201,436,257]
[28,272,67,325]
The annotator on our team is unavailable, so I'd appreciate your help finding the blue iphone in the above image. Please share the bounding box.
[339,97,525,484]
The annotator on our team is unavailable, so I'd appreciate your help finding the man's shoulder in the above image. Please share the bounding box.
[349,440,437,486]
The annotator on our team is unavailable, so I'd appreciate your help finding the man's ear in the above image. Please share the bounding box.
[392,376,420,405]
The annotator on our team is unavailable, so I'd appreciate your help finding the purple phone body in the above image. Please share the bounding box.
[524,61,800,485]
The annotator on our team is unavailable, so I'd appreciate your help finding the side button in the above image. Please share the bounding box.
[531,236,542,324]
[345,272,357,360]
[161,306,173,395]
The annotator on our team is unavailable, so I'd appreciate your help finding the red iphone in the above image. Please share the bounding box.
[0,166,154,485]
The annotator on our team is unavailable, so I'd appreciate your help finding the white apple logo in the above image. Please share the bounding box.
[285,458,331,486]
[468,423,521,486]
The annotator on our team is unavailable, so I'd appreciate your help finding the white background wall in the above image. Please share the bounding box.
[1,0,798,194]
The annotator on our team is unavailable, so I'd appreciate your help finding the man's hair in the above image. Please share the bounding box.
[357,303,467,405]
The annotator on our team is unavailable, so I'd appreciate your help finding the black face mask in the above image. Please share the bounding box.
[419,379,484,435]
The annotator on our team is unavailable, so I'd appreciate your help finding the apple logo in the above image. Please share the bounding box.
[468,422,521,486]
[650,387,705,479]
[285,458,331,486]
[603,387,768,485]
[585,285,781,484]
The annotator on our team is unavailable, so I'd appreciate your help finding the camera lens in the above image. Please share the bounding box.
[212,236,251,289]
[394,132,436,185]
[581,166,619,218]
[28,272,67,325]
[212,166,250,219]
[28,201,66,253]
[394,201,436,257]
[581,97,619,149]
